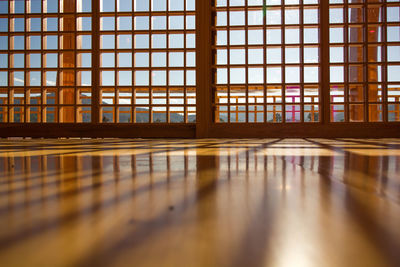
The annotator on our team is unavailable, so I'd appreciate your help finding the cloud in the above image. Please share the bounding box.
[12,76,92,87]
[46,80,56,86]
[13,77,24,85]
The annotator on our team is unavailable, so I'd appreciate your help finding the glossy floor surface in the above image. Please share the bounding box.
[0,138,400,267]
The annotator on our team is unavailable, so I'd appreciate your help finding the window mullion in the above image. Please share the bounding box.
[321,0,330,124]
[195,0,213,137]
[92,0,100,123]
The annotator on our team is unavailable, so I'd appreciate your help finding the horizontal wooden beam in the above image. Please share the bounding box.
[206,123,400,138]
[1,123,400,138]
[0,124,196,138]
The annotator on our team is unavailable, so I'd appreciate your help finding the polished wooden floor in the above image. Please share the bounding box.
[0,138,400,267]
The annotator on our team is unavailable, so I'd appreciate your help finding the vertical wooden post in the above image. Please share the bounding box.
[349,8,363,121]
[61,0,76,123]
[320,0,330,124]
[367,6,381,122]
[348,7,364,121]
[92,0,100,123]
[196,0,213,138]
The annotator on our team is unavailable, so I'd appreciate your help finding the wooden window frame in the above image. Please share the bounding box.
[0,0,399,138]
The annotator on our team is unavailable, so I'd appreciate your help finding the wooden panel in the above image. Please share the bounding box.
[321,0,330,124]
[195,0,213,137]
[1,138,400,266]
[206,123,400,138]
[1,123,400,138]
[0,124,196,138]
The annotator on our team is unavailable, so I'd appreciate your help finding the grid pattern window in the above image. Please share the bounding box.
[329,0,400,123]
[0,0,92,123]
[99,0,196,123]
[1,0,399,128]
[0,0,196,124]
[213,0,320,123]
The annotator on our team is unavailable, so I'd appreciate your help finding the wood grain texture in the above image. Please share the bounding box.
[0,138,400,267]
[1,123,400,138]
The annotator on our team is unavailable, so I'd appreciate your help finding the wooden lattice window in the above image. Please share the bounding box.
[0,0,399,137]
[213,0,321,123]
[98,0,196,123]
[0,0,196,123]
[329,0,400,123]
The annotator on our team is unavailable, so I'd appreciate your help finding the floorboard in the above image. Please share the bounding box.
[0,138,399,267]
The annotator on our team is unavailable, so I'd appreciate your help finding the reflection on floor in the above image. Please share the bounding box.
[0,138,400,267]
